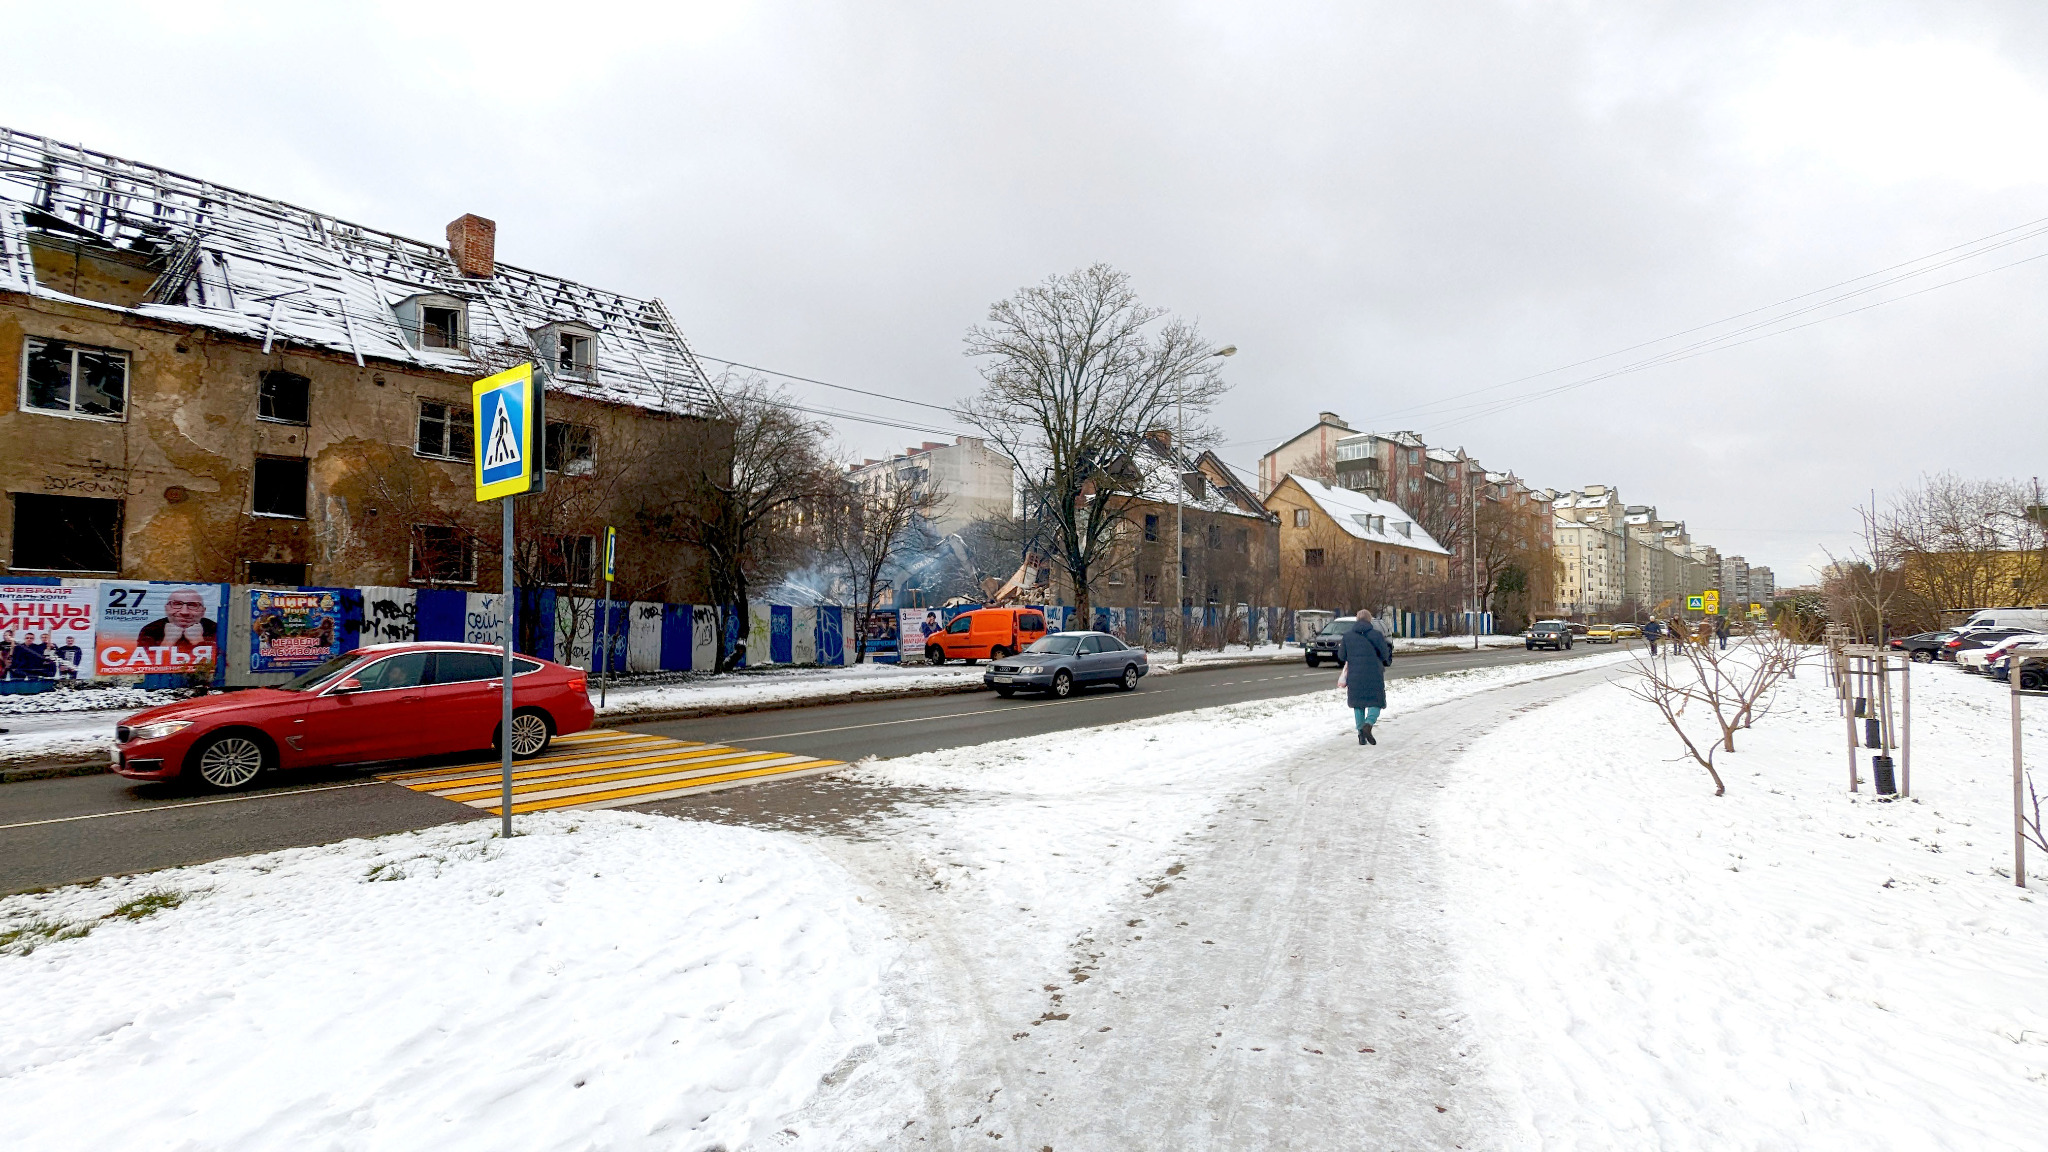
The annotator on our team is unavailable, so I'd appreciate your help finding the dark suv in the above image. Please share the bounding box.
[1305,619,1357,667]
[1525,621,1573,651]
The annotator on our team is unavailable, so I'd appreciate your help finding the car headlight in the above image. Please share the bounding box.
[1019,665,1044,674]
[129,720,194,741]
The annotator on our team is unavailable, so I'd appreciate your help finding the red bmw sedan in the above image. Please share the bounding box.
[112,643,595,790]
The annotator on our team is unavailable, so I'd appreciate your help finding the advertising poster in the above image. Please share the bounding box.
[864,609,900,656]
[96,582,222,678]
[897,607,941,659]
[250,589,343,673]
[1,584,96,682]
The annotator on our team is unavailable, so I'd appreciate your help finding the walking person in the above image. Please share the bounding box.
[1338,609,1395,745]
[1716,614,1730,650]
[1643,618,1664,656]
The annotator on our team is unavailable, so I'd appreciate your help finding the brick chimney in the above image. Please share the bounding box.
[446,214,496,278]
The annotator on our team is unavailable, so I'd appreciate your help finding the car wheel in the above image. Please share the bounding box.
[1305,654,1320,667]
[990,647,1011,661]
[1911,650,1932,663]
[497,709,554,759]
[995,686,1016,698]
[189,730,270,791]
[1051,670,1074,698]
[927,647,947,665]
[1120,664,1140,691]
[1526,642,1534,650]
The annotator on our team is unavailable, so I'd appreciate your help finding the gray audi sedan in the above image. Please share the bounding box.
[985,631,1149,698]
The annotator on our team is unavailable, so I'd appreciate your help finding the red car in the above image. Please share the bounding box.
[112,643,595,791]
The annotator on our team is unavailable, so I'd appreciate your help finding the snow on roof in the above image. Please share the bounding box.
[1424,447,1463,464]
[1284,474,1451,554]
[1130,437,1268,519]
[0,127,714,417]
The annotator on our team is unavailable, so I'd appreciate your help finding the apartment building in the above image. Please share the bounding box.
[1255,411,1352,496]
[847,435,1015,537]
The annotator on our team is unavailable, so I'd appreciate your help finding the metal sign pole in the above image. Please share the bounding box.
[2014,656,2027,889]
[599,525,615,707]
[1901,652,1912,798]
[501,495,514,838]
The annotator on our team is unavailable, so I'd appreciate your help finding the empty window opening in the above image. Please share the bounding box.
[543,535,595,587]
[417,400,474,460]
[1304,548,1325,568]
[248,561,307,585]
[253,457,308,519]
[21,337,128,419]
[11,493,121,572]
[558,331,593,374]
[1142,573,1159,603]
[1144,513,1159,542]
[258,370,310,425]
[545,421,595,476]
[410,525,476,584]
[421,305,463,349]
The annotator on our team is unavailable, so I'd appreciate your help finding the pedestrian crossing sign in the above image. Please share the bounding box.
[1687,595,1704,611]
[472,363,541,501]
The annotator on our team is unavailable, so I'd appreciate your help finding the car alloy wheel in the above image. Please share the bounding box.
[1052,670,1073,698]
[1120,664,1139,691]
[927,647,946,666]
[508,712,552,758]
[194,733,266,791]
[1911,650,1932,663]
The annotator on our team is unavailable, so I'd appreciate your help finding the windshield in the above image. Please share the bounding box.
[1026,635,1083,655]
[278,652,362,692]
[1316,621,1356,637]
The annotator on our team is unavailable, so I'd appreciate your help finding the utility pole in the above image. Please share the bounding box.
[1470,461,1479,650]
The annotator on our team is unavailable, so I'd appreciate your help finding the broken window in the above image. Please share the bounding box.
[541,535,595,587]
[1304,548,1325,568]
[421,305,463,349]
[1206,523,1220,549]
[1235,528,1249,553]
[416,400,473,460]
[248,562,307,585]
[21,337,128,419]
[11,493,121,572]
[544,421,595,476]
[1144,514,1159,542]
[558,331,593,374]
[410,525,476,584]
[1142,573,1159,603]
[257,370,310,425]
[253,456,308,519]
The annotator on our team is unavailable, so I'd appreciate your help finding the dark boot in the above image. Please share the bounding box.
[1363,723,1376,745]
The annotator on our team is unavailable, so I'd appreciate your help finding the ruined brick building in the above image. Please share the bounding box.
[0,127,727,600]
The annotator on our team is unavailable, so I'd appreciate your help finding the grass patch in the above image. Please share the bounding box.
[0,917,93,956]
[107,889,185,922]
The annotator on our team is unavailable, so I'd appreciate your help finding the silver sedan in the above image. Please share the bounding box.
[983,631,1150,698]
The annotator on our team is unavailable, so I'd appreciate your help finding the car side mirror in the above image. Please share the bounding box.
[328,677,364,694]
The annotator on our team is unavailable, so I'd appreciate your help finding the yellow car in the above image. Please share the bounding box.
[1587,624,1616,643]
[1612,624,1643,640]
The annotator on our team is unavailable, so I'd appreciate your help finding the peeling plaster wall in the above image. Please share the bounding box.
[1,292,724,596]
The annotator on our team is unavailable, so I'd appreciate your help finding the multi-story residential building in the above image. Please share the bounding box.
[1719,555,1751,612]
[1746,565,1775,611]
[1256,411,1353,496]
[0,127,725,596]
[1331,429,1430,502]
[1551,485,1629,618]
[848,435,1014,537]
[1265,474,1454,617]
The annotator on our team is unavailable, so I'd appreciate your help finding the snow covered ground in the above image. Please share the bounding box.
[1437,649,2048,1149]
[0,813,897,1152]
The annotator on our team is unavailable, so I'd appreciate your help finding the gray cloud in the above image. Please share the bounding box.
[12,0,2047,579]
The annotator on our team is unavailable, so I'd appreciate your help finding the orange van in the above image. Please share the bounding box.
[924,607,1048,665]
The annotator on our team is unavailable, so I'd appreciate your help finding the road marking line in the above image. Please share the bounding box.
[433,751,793,804]
[0,781,384,831]
[507,759,844,813]
[383,744,744,790]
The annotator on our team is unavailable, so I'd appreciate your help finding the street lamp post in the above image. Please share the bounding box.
[1176,345,1235,663]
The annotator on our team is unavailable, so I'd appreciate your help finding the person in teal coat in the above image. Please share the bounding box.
[1338,609,1395,745]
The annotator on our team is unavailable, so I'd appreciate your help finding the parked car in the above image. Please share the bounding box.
[925,607,1048,665]
[1889,631,1955,662]
[1525,621,1574,650]
[984,631,1148,698]
[1942,627,2034,665]
[1957,608,2048,633]
[1961,631,2048,673]
[112,643,595,791]
[1611,624,1643,640]
[1566,622,1591,637]
[1989,638,2048,689]
[1586,624,1616,644]
[1304,618,1359,666]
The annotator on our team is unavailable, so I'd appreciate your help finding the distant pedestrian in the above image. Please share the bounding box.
[1643,619,1664,655]
[1669,617,1687,650]
[1338,609,1395,745]
[1716,615,1730,650]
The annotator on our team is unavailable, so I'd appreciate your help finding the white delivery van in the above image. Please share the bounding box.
[1958,608,2048,633]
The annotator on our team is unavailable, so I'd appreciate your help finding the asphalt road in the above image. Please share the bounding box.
[0,643,1599,893]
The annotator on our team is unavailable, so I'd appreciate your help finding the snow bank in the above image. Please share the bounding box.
[595,662,982,718]
[1437,650,2048,1149]
[0,685,184,716]
[0,812,896,1152]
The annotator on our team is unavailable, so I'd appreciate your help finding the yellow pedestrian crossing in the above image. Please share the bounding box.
[375,728,844,815]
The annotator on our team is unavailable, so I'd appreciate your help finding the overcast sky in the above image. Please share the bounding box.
[10,0,2047,581]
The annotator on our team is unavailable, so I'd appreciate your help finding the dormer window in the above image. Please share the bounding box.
[392,293,468,353]
[533,321,598,378]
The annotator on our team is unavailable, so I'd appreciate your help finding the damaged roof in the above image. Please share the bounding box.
[0,126,715,417]
[1282,474,1452,554]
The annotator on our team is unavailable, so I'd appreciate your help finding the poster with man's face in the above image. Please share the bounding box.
[96,583,223,677]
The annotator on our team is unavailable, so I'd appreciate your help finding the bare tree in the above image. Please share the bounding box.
[1878,473,2047,631]
[645,376,837,668]
[1622,632,1806,795]
[826,471,946,663]
[961,264,1227,623]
